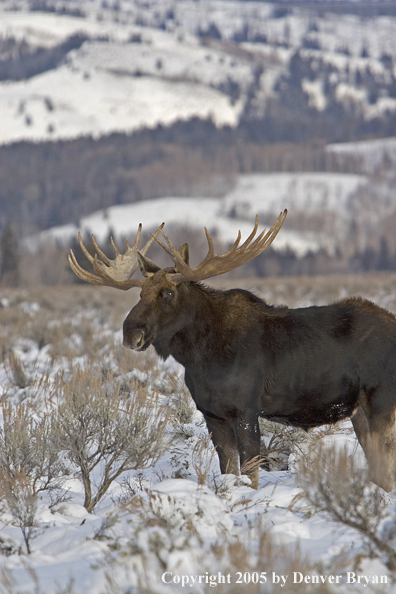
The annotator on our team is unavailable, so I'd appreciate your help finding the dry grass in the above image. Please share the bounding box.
[0,285,144,368]
[104,505,331,594]
[205,525,331,594]
[192,433,217,486]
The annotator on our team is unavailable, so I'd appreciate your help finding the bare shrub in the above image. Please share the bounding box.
[0,470,38,555]
[259,419,308,471]
[0,400,67,497]
[0,400,68,554]
[104,509,325,594]
[297,441,396,570]
[165,372,196,426]
[104,483,234,594]
[53,368,172,512]
[207,523,326,594]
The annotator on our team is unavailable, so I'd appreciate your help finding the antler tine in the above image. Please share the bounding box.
[204,227,215,257]
[133,223,143,250]
[92,234,113,263]
[241,210,286,260]
[68,249,106,286]
[110,236,120,257]
[261,209,287,248]
[235,213,282,257]
[78,232,95,265]
[199,227,242,269]
[238,215,259,251]
[142,222,165,256]
[153,228,190,273]
[161,210,287,285]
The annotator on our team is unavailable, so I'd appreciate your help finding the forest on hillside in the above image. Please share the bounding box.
[1,117,396,287]
[0,119,365,237]
[1,0,396,285]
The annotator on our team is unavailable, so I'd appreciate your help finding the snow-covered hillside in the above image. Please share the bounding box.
[327,136,396,173]
[28,171,380,259]
[0,12,246,143]
[1,1,396,144]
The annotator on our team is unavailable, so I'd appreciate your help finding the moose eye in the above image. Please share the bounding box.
[161,288,175,302]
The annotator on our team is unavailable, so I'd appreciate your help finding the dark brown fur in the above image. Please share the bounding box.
[123,257,396,491]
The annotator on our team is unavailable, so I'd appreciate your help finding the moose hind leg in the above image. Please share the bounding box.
[351,405,371,460]
[354,397,396,492]
[367,409,396,492]
[204,414,240,477]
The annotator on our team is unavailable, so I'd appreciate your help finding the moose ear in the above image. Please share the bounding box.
[177,243,189,266]
[137,252,161,278]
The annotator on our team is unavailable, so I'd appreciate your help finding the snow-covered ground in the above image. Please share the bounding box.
[0,278,396,593]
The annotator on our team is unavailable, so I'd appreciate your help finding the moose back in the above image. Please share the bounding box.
[69,212,396,491]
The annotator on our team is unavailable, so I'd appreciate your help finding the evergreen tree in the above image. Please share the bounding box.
[0,223,20,287]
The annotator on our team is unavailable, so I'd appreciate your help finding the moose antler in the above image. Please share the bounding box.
[68,223,164,290]
[153,211,287,284]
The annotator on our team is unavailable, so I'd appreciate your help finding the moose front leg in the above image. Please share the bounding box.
[234,414,261,489]
[204,414,240,477]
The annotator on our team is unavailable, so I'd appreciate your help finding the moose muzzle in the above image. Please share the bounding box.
[123,328,147,351]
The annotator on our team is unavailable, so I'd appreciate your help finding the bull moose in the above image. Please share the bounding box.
[69,211,396,491]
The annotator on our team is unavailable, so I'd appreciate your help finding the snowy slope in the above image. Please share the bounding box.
[28,172,374,258]
[1,1,396,144]
[0,13,247,143]
[327,136,396,173]
[0,61,241,143]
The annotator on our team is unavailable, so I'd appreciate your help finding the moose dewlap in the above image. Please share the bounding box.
[69,211,396,491]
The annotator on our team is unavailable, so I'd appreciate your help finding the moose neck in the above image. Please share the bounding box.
[152,282,226,366]
[151,282,270,369]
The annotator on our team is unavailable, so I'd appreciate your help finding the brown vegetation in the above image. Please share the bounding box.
[52,367,172,513]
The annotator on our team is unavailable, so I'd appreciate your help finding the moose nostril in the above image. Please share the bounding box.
[123,329,145,350]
